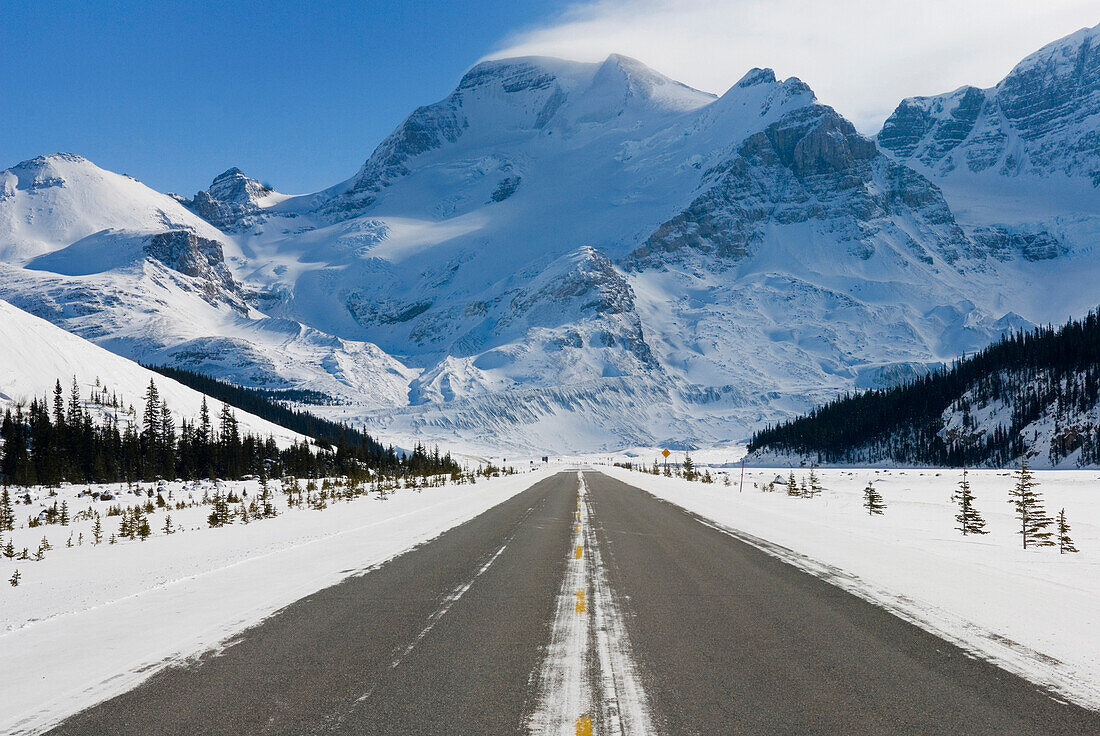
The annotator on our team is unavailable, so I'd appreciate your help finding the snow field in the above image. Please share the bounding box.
[599,464,1100,710]
[0,467,557,735]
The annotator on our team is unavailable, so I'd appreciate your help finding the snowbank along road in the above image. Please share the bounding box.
[44,471,1100,735]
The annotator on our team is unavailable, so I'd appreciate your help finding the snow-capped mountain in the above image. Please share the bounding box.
[0,154,414,416]
[879,23,1100,184]
[878,22,1100,321]
[4,36,1098,453]
[174,168,290,232]
[0,299,303,444]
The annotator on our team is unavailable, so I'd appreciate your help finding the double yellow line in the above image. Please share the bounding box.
[575,491,591,734]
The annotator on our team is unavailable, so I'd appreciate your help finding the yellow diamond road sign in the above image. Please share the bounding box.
[661,449,671,458]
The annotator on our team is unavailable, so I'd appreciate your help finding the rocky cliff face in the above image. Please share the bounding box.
[632,103,971,268]
[144,230,240,296]
[177,168,278,231]
[879,23,1100,184]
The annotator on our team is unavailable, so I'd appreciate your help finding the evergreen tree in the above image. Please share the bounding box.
[951,469,988,535]
[1057,508,1079,554]
[786,471,800,496]
[3,539,14,559]
[92,513,103,544]
[0,488,14,532]
[208,492,231,527]
[863,482,885,515]
[59,500,70,526]
[159,400,176,478]
[807,466,822,498]
[141,379,162,458]
[52,380,65,427]
[68,377,82,426]
[9,569,20,586]
[682,453,696,481]
[1008,459,1054,549]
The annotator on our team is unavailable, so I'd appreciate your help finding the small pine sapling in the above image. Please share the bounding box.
[787,471,800,496]
[951,469,988,535]
[806,467,823,498]
[9,569,20,586]
[1057,508,1079,554]
[863,482,885,515]
[1008,459,1054,549]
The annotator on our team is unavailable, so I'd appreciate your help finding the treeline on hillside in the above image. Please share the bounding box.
[748,309,1100,467]
[1,378,458,486]
[146,364,384,457]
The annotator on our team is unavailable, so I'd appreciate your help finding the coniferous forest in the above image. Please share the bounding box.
[1,376,459,486]
[748,309,1100,467]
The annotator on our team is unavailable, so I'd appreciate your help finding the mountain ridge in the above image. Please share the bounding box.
[3,33,1098,453]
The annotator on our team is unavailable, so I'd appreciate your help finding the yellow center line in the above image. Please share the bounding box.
[575,715,593,736]
[575,545,583,559]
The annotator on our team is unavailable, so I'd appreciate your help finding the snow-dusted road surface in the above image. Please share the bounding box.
[32,471,1100,735]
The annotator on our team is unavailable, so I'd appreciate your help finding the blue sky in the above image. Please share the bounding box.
[2,1,569,195]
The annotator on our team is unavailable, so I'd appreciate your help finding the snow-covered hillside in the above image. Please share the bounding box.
[3,34,1099,453]
[0,154,414,413]
[0,299,302,444]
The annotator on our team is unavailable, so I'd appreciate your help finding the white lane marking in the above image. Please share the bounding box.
[527,473,656,736]
[345,504,536,714]
[387,541,510,672]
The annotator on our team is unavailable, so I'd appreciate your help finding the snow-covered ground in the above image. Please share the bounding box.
[0,467,555,735]
[599,464,1100,709]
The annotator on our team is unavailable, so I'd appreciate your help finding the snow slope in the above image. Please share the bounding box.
[0,299,302,443]
[0,155,415,413]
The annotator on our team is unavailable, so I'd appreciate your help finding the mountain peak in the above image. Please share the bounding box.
[182,168,279,231]
[9,152,100,181]
[583,53,714,115]
[457,55,591,93]
[879,21,1100,184]
[213,167,245,182]
[206,167,271,203]
[736,68,777,88]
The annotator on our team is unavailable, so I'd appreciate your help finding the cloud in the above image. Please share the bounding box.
[489,0,1099,131]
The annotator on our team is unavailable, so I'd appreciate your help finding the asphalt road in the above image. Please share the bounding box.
[48,470,1100,735]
